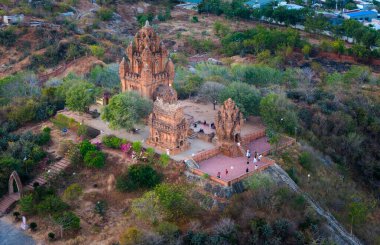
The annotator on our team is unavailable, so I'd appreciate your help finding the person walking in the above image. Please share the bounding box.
[217,172,221,179]
[258,154,262,161]
[225,169,228,175]
[254,164,258,171]
[246,167,249,173]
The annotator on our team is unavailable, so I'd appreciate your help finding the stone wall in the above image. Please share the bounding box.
[192,147,221,163]
[241,129,266,146]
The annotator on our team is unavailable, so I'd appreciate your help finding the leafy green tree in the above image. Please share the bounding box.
[54,211,80,238]
[348,201,368,235]
[36,195,69,215]
[101,92,152,130]
[197,82,225,104]
[259,93,298,135]
[218,82,261,117]
[332,40,345,55]
[154,183,194,220]
[131,191,162,223]
[65,81,97,112]
[302,44,311,58]
[88,64,120,90]
[116,164,161,192]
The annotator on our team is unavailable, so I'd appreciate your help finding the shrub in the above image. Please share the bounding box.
[286,167,299,184]
[97,7,113,21]
[84,150,106,168]
[79,140,97,156]
[154,183,194,220]
[89,45,105,59]
[102,135,126,149]
[298,151,313,171]
[132,141,142,154]
[36,128,51,145]
[145,147,155,163]
[116,164,161,192]
[119,226,143,245]
[155,221,180,239]
[62,183,83,203]
[94,200,107,216]
[19,194,35,214]
[191,16,199,23]
[30,222,37,231]
[76,124,88,138]
[48,232,55,240]
[13,211,20,221]
[36,195,69,215]
[159,154,170,168]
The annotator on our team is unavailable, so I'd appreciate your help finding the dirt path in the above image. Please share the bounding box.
[266,164,362,245]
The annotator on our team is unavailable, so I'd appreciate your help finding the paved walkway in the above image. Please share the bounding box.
[58,110,216,161]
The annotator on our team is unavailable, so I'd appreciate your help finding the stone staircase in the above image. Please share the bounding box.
[25,158,70,190]
[184,159,200,169]
[0,158,71,216]
[0,193,20,217]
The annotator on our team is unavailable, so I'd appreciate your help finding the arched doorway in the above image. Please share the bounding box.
[8,171,23,197]
[234,133,241,143]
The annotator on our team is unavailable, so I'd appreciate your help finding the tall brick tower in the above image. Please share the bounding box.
[119,21,175,99]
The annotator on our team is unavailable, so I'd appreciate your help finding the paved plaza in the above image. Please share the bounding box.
[198,136,272,181]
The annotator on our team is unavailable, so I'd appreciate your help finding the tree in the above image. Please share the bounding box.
[65,81,97,112]
[154,183,194,220]
[131,191,162,223]
[183,75,204,98]
[197,82,225,103]
[259,93,298,135]
[19,194,35,214]
[101,92,152,131]
[116,164,161,191]
[88,64,120,90]
[332,40,345,55]
[218,82,261,117]
[36,195,69,215]
[348,201,368,235]
[53,211,80,238]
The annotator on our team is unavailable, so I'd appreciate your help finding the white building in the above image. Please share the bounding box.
[3,14,24,25]
[277,1,304,10]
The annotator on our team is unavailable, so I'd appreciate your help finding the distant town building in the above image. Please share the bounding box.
[342,10,378,21]
[244,0,274,8]
[3,14,24,25]
[277,2,304,10]
[354,0,374,10]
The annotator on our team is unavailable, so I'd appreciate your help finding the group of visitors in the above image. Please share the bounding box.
[216,150,263,179]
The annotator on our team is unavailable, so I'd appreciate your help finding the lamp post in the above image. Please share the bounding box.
[307,173,311,183]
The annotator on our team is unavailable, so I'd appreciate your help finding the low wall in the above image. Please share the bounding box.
[241,129,266,146]
[192,147,221,162]
[190,168,229,186]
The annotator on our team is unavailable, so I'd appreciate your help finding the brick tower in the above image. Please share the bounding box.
[146,85,190,155]
[119,21,175,99]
